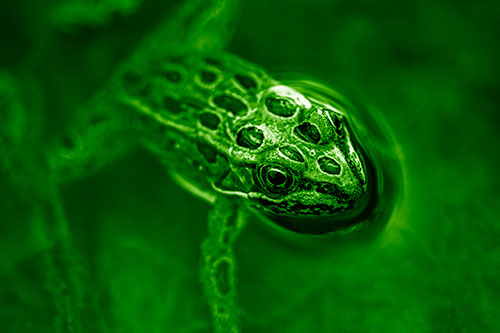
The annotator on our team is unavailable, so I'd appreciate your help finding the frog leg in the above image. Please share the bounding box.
[46,3,241,182]
[46,87,141,184]
[48,0,241,183]
[0,71,47,198]
[201,196,246,333]
[0,72,93,332]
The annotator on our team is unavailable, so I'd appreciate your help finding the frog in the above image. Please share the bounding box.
[100,53,371,234]
[0,0,403,332]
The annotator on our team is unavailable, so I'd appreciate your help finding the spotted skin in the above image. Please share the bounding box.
[116,52,371,234]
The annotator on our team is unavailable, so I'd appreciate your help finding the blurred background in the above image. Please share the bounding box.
[0,0,499,331]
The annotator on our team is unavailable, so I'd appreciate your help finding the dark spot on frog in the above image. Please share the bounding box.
[184,97,205,110]
[201,71,217,83]
[236,126,264,149]
[197,143,218,163]
[166,55,185,64]
[217,304,228,315]
[123,71,150,96]
[235,74,257,90]
[213,94,247,115]
[123,71,141,87]
[294,122,321,144]
[164,70,182,83]
[199,112,220,130]
[214,259,232,295]
[89,115,106,126]
[334,127,344,138]
[138,83,153,98]
[318,156,341,175]
[164,96,184,113]
[164,96,205,113]
[330,114,344,137]
[332,114,342,129]
[279,146,304,162]
[204,57,221,66]
[265,97,297,117]
[164,137,175,149]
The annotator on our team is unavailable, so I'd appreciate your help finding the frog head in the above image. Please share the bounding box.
[216,84,376,235]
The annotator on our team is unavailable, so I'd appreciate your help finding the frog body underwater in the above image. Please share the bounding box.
[69,52,372,235]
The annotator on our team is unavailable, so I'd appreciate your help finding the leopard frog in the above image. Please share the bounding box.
[114,52,373,235]
[44,49,400,332]
[1,0,403,331]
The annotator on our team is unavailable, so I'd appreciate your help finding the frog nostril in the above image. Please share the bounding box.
[236,126,264,149]
[318,156,341,175]
[294,122,321,144]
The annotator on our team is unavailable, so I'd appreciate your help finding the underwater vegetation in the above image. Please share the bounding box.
[1,0,499,332]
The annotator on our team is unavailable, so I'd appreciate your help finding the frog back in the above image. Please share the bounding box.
[116,52,276,200]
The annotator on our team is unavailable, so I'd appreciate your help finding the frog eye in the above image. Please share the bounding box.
[257,164,295,194]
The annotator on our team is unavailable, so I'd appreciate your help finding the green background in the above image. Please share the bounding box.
[1,0,499,331]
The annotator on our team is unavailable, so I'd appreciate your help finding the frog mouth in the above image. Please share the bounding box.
[250,196,376,235]
[248,182,379,235]
[251,195,349,216]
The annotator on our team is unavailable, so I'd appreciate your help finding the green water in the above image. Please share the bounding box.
[1,0,499,332]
